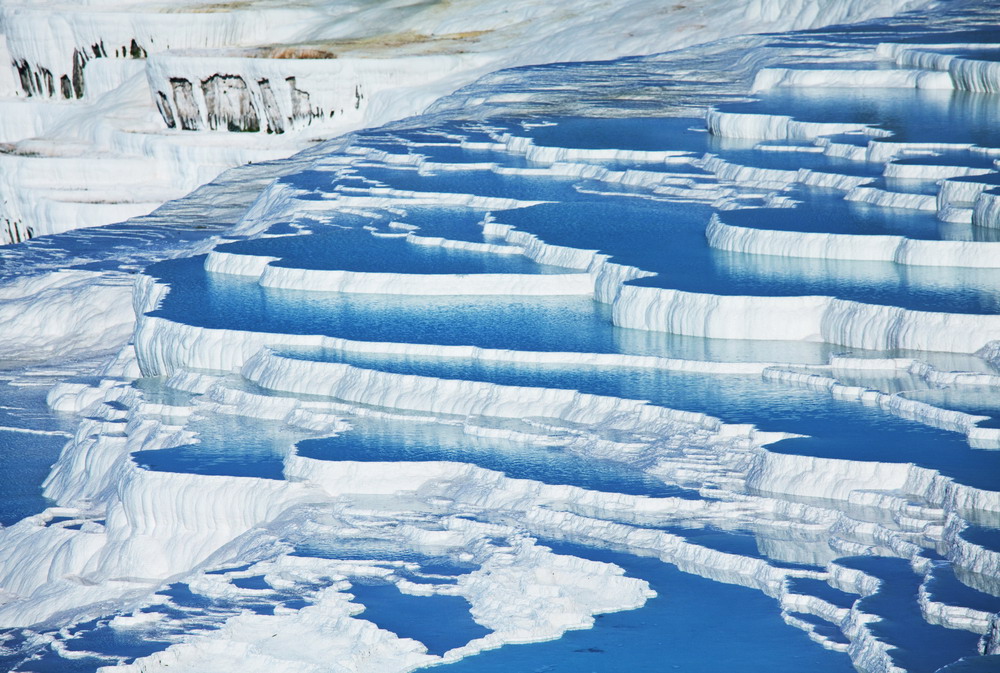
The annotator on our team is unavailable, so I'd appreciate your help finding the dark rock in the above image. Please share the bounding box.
[155,91,176,128]
[170,78,201,130]
[202,74,259,132]
[258,79,284,134]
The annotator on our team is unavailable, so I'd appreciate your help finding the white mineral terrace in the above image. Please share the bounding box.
[0,1,998,673]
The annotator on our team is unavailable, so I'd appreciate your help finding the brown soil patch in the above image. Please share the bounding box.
[256,29,492,59]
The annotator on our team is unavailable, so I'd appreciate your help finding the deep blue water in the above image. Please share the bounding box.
[923,562,1000,614]
[837,557,980,672]
[60,621,172,661]
[349,582,490,656]
[150,249,999,375]
[654,524,820,567]
[516,116,709,152]
[786,577,857,609]
[438,542,856,673]
[891,152,997,169]
[960,525,1000,552]
[0,379,78,526]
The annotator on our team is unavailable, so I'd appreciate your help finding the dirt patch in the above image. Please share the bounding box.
[255,29,492,59]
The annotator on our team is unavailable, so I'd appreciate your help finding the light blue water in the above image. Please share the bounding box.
[514,116,710,153]
[900,386,1000,429]
[130,376,196,409]
[163,262,869,363]
[349,582,490,655]
[947,172,1000,194]
[361,116,886,188]
[371,206,505,244]
[156,216,1000,365]
[279,350,998,492]
[132,414,298,480]
[150,255,848,365]
[1,573,319,673]
[715,145,882,174]
[295,415,695,498]
[437,541,855,673]
[719,88,1000,146]
[150,256,630,352]
[211,226,568,275]
[929,48,1000,62]
[357,163,591,203]
[719,186,953,239]
[891,153,997,169]
[353,140,535,171]
[291,205,512,246]
[290,538,480,576]
[651,524,821,570]
[507,113,886,176]
[159,248,998,370]
[494,196,1000,315]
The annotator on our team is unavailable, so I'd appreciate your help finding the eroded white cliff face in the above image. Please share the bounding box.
[706,216,1000,268]
[612,284,1000,354]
